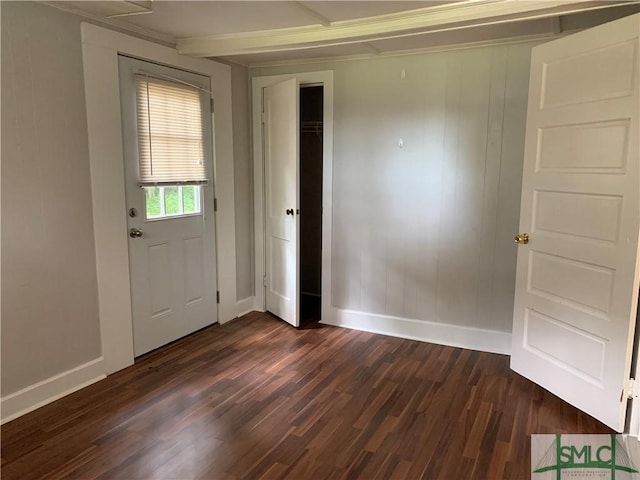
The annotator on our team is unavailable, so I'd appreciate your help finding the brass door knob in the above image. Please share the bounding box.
[514,233,529,245]
[129,227,144,238]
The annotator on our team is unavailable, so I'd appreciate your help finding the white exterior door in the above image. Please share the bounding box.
[119,56,218,356]
[511,14,640,431]
[264,79,300,327]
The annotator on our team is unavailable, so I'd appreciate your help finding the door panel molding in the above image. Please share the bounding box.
[510,13,639,432]
[264,78,299,326]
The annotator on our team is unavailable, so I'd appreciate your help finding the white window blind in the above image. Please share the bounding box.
[135,74,209,186]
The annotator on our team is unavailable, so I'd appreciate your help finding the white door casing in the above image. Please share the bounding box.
[264,78,300,327]
[119,56,218,356]
[251,72,334,329]
[82,24,236,375]
[510,14,640,431]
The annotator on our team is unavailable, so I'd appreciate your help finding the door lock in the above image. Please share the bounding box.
[286,208,294,216]
[129,227,144,238]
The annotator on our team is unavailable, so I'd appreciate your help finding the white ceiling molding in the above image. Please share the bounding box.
[247,31,561,69]
[176,0,634,57]
[360,42,382,55]
[293,1,332,27]
[108,1,153,18]
[56,1,153,18]
[45,1,176,46]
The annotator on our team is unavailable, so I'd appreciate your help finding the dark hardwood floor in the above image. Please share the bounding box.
[1,311,611,479]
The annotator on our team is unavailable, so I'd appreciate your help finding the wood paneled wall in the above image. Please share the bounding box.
[253,41,537,338]
[331,45,532,332]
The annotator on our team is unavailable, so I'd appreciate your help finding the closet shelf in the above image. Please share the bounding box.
[301,121,323,134]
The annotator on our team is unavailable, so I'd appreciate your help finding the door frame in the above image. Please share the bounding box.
[252,72,334,322]
[81,24,237,375]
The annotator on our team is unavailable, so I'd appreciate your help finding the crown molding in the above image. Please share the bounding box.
[177,0,634,58]
[43,1,176,47]
[247,32,562,69]
[293,1,332,27]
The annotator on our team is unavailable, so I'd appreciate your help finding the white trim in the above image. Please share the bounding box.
[292,1,331,27]
[322,309,512,355]
[236,296,256,318]
[247,32,561,68]
[625,298,640,438]
[81,24,236,373]
[177,1,626,57]
[44,1,176,47]
[1,358,105,424]
[252,71,334,324]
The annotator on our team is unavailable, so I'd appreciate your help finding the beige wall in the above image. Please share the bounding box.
[230,64,254,301]
[1,2,102,395]
[252,41,540,333]
[0,2,254,398]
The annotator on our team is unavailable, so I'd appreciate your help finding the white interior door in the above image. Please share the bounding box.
[119,56,218,356]
[511,14,640,431]
[264,78,300,327]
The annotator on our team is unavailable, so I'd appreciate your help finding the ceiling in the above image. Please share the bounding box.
[51,0,640,66]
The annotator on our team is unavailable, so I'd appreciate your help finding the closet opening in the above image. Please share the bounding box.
[299,84,323,326]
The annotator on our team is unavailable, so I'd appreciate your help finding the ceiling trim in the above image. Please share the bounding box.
[107,1,153,18]
[177,0,634,57]
[293,1,332,27]
[43,1,176,47]
[247,31,563,69]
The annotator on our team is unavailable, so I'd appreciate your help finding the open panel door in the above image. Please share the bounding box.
[511,14,640,431]
[264,78,300,327]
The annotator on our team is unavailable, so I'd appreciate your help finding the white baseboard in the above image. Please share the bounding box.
[1,357,105,424]
[322,308,511,355]
[236,296,256,318]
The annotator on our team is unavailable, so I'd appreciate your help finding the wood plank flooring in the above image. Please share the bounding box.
[1,312,611,479]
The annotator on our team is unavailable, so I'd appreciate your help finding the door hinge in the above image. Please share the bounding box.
[261,111,265,124]
[624,377,639,401]
[263,276,268,287]
[210,98,215,112]
[216,291,220,304]
[214,197,218,212]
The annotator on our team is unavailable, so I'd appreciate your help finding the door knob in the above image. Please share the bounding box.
[514,233,529,245]
[129,227,144,238]
[286,209,294,216]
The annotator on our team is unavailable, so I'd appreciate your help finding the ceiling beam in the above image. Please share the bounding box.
[177,0,636,58]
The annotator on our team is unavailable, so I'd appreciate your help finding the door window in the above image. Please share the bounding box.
[133,72,210,220]
[144,185,201,219]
